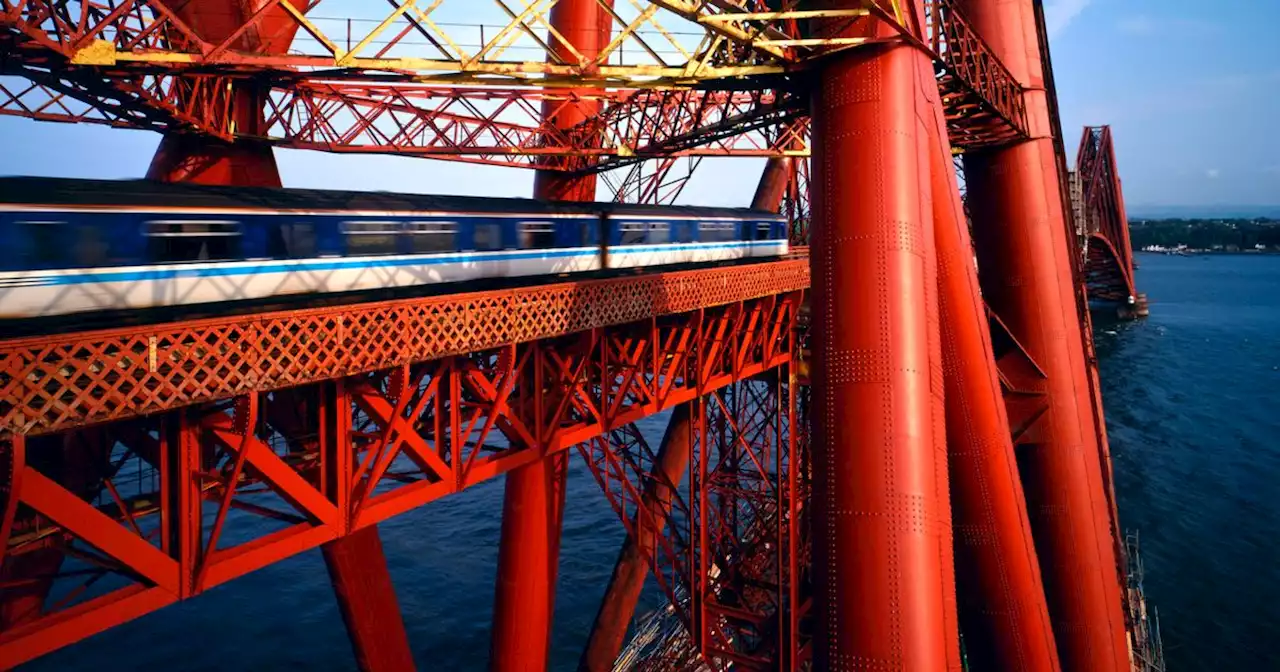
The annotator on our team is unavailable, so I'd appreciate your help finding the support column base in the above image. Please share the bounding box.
[323,526,416,672]
[147,134,283,187]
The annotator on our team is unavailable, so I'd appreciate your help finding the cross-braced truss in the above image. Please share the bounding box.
[2,0,1031,170]
[1076,125,1137,304]
[0,259,806,668]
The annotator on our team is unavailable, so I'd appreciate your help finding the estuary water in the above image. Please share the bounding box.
[23,253,1280,670]
[1097,252,1280,670]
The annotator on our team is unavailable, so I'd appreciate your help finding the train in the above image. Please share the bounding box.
[0,177,789,322]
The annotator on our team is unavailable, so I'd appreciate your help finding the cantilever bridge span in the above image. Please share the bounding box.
[0,1,1157,670]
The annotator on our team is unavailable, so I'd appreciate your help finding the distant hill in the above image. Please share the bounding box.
[1127,204,1280,220]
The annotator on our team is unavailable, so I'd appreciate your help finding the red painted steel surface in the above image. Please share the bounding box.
[0,261,807,438]
[580,404,691,671]
[751,157,792,214]
[0,0,1023,164]
[927,89,1061,672]
[1078,126,1138,304]
[808,4,958,667]
[143,0,299,186]
[956,0,1132,669]
[491,451,566,672]
[0,0,1155,668]
[323,526,417,671]
[580,153,794,669]
[0,278,804,668]
[494,4,611,666]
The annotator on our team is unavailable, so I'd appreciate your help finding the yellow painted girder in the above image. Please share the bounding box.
[63,0,911,88]
[71,39,787,86]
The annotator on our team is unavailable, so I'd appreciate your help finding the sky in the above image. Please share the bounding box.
[1,0,1277,212]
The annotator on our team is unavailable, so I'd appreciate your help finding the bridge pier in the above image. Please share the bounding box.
[926,88,1061,672]
[323,527,417,671]
[145,0,297,187]
[956,0,1131,669]
[809,6,959,667]
[141,5,419,671]
[490,2,612,670]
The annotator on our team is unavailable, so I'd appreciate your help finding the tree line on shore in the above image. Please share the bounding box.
[1128,218,1280,250]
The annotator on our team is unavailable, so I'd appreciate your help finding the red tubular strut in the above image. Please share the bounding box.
[323,527,416,671]
[142,4,418,670]
[145,0,299,186]
[954,0,1131,669]
[808,3,960,667]
[926,80,1062,672]
[751,157,793,214]
[491,2,613,670]
[578,405,692,671]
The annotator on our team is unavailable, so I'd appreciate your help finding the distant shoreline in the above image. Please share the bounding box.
[1137,249,1280,256]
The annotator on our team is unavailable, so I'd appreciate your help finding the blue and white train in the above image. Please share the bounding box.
[0,177,788,322]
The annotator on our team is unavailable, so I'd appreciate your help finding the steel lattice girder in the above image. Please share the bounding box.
[0,0,1029,163]
[578,368,811,670]
[1075,126,1135,299]
[0,285,804,669]
[0,260,809,438]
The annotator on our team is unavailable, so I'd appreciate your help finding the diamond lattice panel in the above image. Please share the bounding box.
[0,261,810,436]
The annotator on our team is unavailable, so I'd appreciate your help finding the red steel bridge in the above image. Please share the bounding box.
[0,0,1160,670]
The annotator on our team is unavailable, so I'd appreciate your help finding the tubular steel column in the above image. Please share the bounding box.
[145,0,295,185]
[529,0,614,201]
[323,527,416,671]
[579,405,691,671]
[142,5,417,669]
[751,157,793,213]
[927,102,1061,671]
[579,151,789,670]
[808,6,958,668]
[492,3,611,670]
[955,0,1131,669]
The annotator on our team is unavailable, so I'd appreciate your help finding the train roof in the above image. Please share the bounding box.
[0,176,782,219]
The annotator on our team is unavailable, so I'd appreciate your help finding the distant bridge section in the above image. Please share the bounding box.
[1074,125,1147,318]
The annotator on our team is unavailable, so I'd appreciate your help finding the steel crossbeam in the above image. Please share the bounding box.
[0,260,809,438]
[1,0,1029,172]
[0,263,806,669]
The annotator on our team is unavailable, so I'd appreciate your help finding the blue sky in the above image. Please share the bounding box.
[1,0,1276,211]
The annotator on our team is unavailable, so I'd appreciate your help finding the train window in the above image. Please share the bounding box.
[618,221,646,245]
[519,221,555,249]
[144,220,243,263]
[756,221,774,240]
[16,221,67,268]
[560,219,595,247]
[72,224,111,267]
[648,222,670,244]
[700,221,736,242]
[342,220,398,256]
[282,223,318,258]
[405,221,457,254]
[474,222,503,251]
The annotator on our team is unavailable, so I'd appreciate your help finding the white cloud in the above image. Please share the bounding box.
[1206,169,1221,179]
[1045,0,1094,38]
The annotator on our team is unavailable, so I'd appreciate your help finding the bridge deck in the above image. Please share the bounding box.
[1,259,809,438]
[0,260,807,666]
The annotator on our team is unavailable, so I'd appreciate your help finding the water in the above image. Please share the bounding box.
[1099,253,1280,670]
[22,255,1280,670]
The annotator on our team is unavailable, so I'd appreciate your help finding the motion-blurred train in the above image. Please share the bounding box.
[0,177,788,321]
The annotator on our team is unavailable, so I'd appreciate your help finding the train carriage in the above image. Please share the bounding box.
[0,177,788,321]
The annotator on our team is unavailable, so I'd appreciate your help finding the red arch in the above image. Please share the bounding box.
[1084,233,1135,304]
